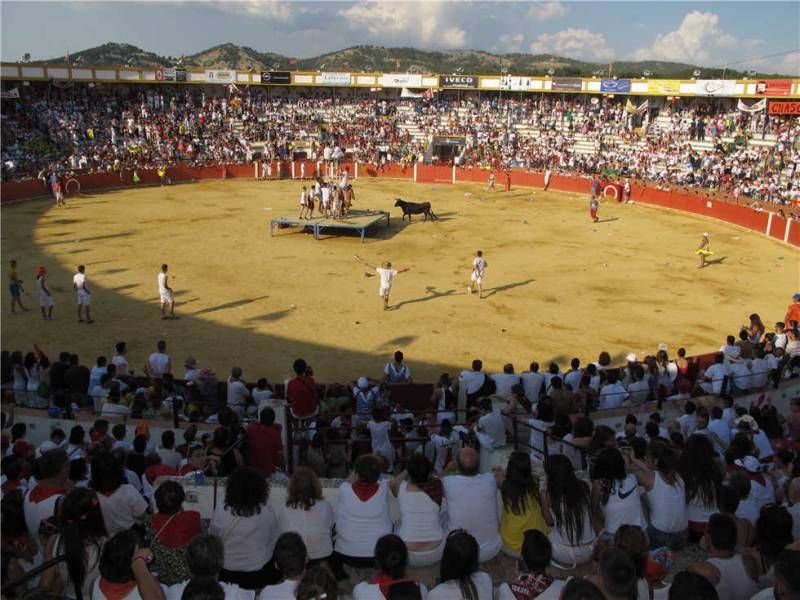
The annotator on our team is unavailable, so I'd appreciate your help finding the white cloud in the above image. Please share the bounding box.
[208,0,293,21]
[528,1,568,21]
[495,33,524,53]
[779,51,800,76]
[529,28,615,61]
[631,11,737,63]
[339,1,467,48]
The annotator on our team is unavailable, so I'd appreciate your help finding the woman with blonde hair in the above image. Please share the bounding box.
[279,466,335,564]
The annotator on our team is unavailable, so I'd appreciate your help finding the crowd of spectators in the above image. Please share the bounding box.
[2,84,798,214]
[1,303,799,597]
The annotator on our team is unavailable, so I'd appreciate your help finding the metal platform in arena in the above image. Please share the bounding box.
[269,209,391,242]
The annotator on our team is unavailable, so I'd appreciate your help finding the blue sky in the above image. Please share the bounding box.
[2,1,798,74]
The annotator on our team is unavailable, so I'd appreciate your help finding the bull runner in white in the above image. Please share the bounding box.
[354,255,411,311]
[467,250,488,299]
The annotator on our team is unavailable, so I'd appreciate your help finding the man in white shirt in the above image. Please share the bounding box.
[72,264,93,323]
[355,255,410,310]
[90,374,113,413]
[676,401,698,438]
[227,367,250,418]
[111,341,130,377]
[384,350,411,383]
[700,354,729,396]
[87,356,108,394]
[520,362,545,402]
[598,372,629,410]
[477,397,507,448]
[626,364,651,404]
[144,340,171,381]
[563,358,584,392]
[156,430,182,470]
[100,391,130,417]
[158,263,175,320]
[490,363,520,397]
[729,360,753,392]
[720,335,742,364]
[708,406,731,458]
[442,448,501,562]
[467,250,488,298]
[773,322,788,350]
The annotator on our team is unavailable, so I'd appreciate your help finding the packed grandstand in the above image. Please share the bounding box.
[3,60,800,600]
[2,82,799,217]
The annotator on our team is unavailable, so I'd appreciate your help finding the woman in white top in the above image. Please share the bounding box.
[352,534,428,600]
[91,453,148,537]
[630,441,687,550]
[40,488,107,600]
[210,467,280,589]
[678,435,722,542]
[278,467,335,561]
[390,454,445,567]
[330,454,393,580]
[590,448,646,536]
[541,455,597,569]
[428,531,493,600]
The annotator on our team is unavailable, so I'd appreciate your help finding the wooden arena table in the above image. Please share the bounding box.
[269,209,391,242]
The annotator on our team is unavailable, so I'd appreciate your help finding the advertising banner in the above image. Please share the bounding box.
[380,73,423,88]
[648,79,681,94]
[769,101,800,115]
[318,72,351,85]
[163,67,177,81]
[205,69,236,84]
[600,78,631,93]
[438,75,478,89]
[695,79,737,96]
[432,136,467,146]
[500,75,534,91]
[0,88,20,99]
[175,68,187,82]
[154,67,164,81]
[755,79,792,96]
[260,71,291,84]
[552,77,583,91]
[737,98,766,113]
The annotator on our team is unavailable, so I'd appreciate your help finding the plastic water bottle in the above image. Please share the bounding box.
[194,471,205,486]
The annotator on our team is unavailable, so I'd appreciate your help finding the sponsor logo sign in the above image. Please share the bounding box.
[163,67,177,81]
[154,67,164,81]
[318,72,352,86]
[695,79,737,96]
[379,73,423,88]
[769,101,800,115]
[205,69,236,84]
[647,80,681,94]
[439,75,477,89]
[755,79,792,96]
[600,78,631,93]
[261,71,291,85]
[552,77,583,91]
[175,68,187,82]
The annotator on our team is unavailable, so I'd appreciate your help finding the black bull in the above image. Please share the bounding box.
[394,198,438,221]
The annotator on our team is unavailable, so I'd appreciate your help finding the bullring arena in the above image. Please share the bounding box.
[2,169,797,382]
[3,34,800,599]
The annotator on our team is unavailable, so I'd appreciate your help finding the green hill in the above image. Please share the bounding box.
[38,42,789,78]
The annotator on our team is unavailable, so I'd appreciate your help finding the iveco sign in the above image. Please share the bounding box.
[439,75,478,89]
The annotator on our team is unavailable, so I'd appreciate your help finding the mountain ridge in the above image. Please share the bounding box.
[33,42,791,78]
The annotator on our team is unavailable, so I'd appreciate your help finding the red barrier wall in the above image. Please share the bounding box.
[2,163,796,247]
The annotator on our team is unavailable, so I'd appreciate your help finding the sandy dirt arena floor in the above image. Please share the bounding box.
[2,178,798,383]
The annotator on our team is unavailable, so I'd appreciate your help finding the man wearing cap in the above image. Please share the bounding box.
[36,266,53,320]
[353,377,378,421]
[785,293,800,329]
